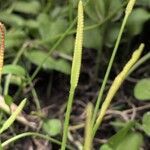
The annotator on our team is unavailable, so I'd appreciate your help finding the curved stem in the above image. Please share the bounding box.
[1,132,73,150]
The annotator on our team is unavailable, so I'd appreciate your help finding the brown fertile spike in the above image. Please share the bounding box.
[0,22,5,76]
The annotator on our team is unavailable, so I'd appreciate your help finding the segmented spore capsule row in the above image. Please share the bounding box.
[0,22,5,76]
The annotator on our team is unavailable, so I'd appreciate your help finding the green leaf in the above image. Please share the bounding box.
[100,144,113,150]
[0,99,26,134]
[134,78,150,100]
[85,0,122,22]
[8,75,23,86]
[137,0,150,7]
[2,65,26,77]
[37,14,68,42]
[108,121,134,149]
[105,23,120,47]
[115,132,143,150]
[5,30,26,48]
[57,36,74,54]
[42,119,61,137]
[83,20,102,49]
[142,112,150,136]
[0,12,25,27]
[25,50,71,74]
[4,95,13,107]
[13,1,41,15]
[126,8,150,36]
[106,0,122,17]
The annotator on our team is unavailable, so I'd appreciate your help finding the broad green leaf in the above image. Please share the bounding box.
[13,1,41,15]
[116,132,143,150]
[0,12,25,27]
[137,0,150,7]
[142,112,150,136]
[0,99,26,134]
[37,13,68,42]
[108,121,134,149]
[25,50,71,74]
[2,65,26,77]
[8,75,23,86]
[4,95,13,107]
[5,30,26,48]
[100,145,113,150]
[126,8,150,36]
[134,78,150,100]
[25,20,39,29]
[42,119,61,137]
[57,36,74,54]
[83,20,102,49]
[105,23,120,47]
[85,0,100,22]
[101,132,143,150]
[106,0,122,17]
[85,0,122,22]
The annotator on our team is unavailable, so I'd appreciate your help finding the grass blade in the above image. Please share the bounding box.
[0,99,27,134]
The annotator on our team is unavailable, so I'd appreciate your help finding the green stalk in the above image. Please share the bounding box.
[83,103,93,150]
[92,0,137,126]
[61,87,75,150]
[61,1,84,150]
[1,132,73,150]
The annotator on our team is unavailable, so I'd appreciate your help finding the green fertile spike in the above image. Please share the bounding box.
[125,0,136,15]
[70,0,84,89]
[93,43,144,136]
[61,1,84,150]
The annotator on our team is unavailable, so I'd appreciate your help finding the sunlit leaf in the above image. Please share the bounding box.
[2,65,26,77]
[42,119,62,137]
[142,112,150,136]
[0,12,25,26]
[5,30,26,48]
[25,50,71,74]
[134,78,150,100]
[116,132,143,150]
[126,8,150,36]
[13,1,41,15]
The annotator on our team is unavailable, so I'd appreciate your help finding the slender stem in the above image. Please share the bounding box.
[26,73,41,111]
[61,87,75,150]
[92,14,129,126]
[83,103,93,150]
[1,132,73,150]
